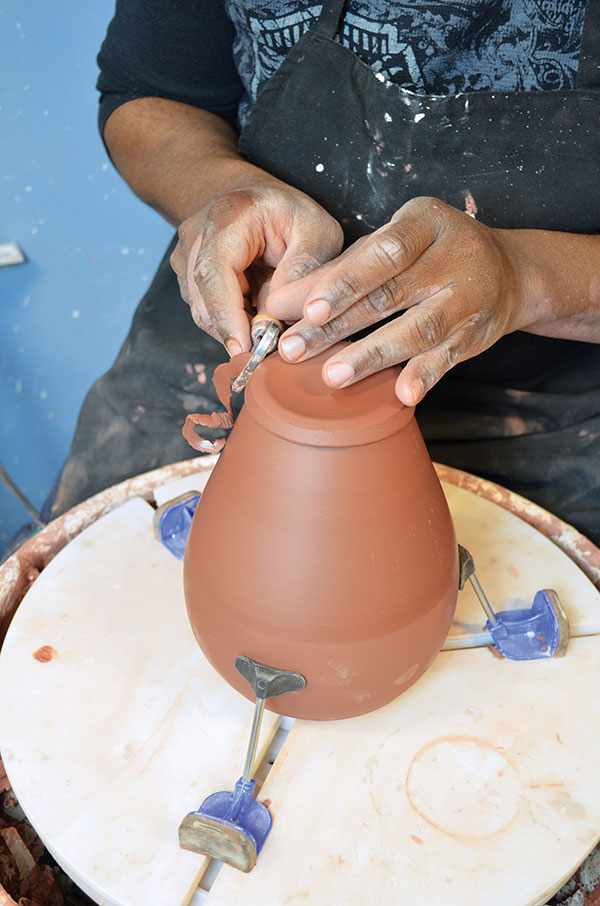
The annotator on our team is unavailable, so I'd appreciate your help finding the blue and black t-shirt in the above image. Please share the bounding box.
[97,0,587,132]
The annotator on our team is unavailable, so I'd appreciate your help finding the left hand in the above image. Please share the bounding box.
[266,196,534,406]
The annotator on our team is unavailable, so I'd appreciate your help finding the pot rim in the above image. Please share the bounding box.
[244,349,413,447]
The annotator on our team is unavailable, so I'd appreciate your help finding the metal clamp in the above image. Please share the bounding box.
[458,544,570,660]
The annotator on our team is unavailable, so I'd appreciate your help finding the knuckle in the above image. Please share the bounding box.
[329,269,365,302]
[307,210,344,254]
[360,278,399,316]
[415,351,446,391]
[440,340,461,370]
[393,196,450,234]
[412,308,448,349]
[286,251,325,281]
[416,362,434,389]
[314,319,341,346]
[394,195,437,217]
[368,230,410,270]
[356,341,390,376]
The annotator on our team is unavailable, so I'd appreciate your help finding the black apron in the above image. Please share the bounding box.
[53,0,600,549]
[239,0,600,542]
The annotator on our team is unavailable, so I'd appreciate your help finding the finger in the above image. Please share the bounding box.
[319,287,480,388]
[394,325,475,405]
[187,229,255,355]
[278,251,448,363]
[266,267,324,322]
[255,277,272,314]
[265,220,343,322]
[245,265,274,314]
[171,240,204,310]
[266,235,368,322]
[284,197,443,328]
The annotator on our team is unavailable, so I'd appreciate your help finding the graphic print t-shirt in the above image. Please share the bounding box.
[226,0,586,121]
[97,0,587,130]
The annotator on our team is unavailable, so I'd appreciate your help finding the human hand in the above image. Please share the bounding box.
[170,183,343,356]
[267,197,534,405]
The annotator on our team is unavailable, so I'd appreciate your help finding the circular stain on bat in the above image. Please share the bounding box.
[406,735,522,838]
[33,645,57,663]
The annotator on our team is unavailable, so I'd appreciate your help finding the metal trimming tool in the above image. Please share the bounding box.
[230,314,283,393]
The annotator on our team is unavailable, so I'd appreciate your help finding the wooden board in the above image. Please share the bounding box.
[445,482,600,647]
[0,498,279,906]
[208,638,600,906]
[1,473,600,906]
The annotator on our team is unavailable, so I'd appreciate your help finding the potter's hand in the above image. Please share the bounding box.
[170,185,343,356]
[267,196,534,405]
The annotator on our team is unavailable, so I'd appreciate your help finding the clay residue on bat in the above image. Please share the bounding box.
[435,462,600,590]
[0,458,218,651]
[182,353,251,453]
[33,646,57,663]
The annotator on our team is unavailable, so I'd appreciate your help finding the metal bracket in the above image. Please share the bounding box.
[235,655,306,700]
[458,544,570,660]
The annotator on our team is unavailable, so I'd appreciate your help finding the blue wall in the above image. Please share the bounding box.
[0,1,173,556]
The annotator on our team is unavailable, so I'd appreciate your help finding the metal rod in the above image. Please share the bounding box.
[468,574,498,625]
[0,460,45,527]
[242,697,266,784]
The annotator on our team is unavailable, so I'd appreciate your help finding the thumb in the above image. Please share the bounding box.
[267,220,343,321]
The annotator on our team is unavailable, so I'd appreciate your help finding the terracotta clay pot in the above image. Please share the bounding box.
[184,347,458,719]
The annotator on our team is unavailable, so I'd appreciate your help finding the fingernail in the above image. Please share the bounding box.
[280,334,307,362]
[226,339,243,358]
[326,361,355,387]
[305,298,332,325]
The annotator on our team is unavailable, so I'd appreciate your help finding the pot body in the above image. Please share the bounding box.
[184,354,458,719]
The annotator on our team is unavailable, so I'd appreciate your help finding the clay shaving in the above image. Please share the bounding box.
[182,353,250,454]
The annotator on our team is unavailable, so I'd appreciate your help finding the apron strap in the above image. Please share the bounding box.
[577,0,600,88]
[315,0,347,39]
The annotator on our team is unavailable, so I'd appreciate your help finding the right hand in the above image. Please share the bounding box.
[170,183,343,356]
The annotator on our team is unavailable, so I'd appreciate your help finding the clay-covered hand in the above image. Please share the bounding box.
[267,196,536,405]
[170,184,343,356]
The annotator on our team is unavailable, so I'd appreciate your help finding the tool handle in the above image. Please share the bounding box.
[250,312,283,346]
[235,655,306,700]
